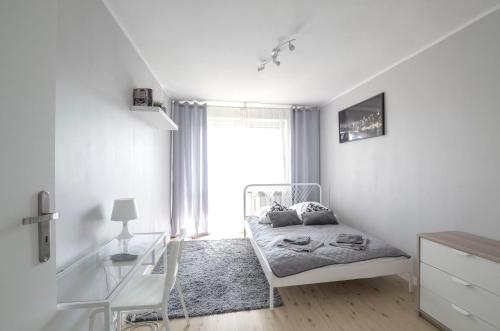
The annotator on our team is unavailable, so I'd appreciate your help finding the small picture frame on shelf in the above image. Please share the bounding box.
[133,88,153,106]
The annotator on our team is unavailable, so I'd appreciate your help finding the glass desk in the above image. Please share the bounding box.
[56,232,166,331]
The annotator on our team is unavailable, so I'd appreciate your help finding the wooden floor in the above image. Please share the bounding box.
[128,275,437,331]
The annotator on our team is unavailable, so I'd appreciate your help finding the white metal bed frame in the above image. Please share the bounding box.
[243,183,413,309]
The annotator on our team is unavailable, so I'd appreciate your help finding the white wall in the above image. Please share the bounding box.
[45,0,171,329]
[55,0,171,269]
[320,9,500,260]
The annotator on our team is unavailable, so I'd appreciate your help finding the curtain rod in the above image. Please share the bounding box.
[172,100,292,109]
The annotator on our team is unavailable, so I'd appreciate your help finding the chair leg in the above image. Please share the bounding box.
[89,308,104,331]
[176,282,190,325]
[116,311,122,331]
[269,286,274,310]
[161,309,171,331]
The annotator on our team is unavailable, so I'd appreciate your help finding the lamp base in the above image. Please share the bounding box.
[117,220,133,240]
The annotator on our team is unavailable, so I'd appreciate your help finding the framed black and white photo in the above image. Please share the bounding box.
[338,93,385,143]
[133,88,153,106]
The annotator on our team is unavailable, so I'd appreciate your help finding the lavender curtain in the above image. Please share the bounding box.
[291,106,320,200]
[171,102,208,237]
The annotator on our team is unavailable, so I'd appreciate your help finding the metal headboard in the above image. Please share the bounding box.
[243,183,322,219]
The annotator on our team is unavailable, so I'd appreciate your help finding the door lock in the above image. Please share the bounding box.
[22,191,59,263]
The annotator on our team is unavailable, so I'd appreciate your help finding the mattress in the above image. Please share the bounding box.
[246,218,410,278]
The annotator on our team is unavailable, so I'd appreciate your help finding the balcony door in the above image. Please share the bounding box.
[207,106,291,237]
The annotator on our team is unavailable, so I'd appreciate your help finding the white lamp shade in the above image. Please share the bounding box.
[111,198,139,222]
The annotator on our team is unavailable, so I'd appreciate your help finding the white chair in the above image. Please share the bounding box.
[89,231,189,331]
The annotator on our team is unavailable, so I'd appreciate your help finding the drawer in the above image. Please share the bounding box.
[420,238,500,296]
[420,262,500,329]
[420,286,499,331]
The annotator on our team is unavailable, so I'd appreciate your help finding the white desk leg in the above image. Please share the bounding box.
[161,235,167,265]
[104,303,113,331]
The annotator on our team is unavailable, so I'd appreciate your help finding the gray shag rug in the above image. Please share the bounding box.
[127,238,283,322]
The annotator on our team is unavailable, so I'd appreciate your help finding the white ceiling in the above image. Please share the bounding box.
[105,0,499,105]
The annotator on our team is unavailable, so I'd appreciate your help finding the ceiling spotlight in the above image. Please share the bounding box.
[257,38,296,72]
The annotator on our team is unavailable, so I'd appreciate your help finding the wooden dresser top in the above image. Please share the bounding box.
[419,231,500,264]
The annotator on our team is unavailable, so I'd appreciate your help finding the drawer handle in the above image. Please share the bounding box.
[451,276,472,287]
[451,248,471,256]
[451,304,471,316]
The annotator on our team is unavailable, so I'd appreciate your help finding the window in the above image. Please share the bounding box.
[207,106,291,237]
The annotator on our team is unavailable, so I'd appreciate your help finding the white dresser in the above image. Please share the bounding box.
[418,231,500,331]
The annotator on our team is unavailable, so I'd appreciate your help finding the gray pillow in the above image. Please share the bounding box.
[267,210,302,228]
[302,210,338,225]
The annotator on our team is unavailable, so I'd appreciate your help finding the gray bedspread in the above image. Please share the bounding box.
[247,218,410,278]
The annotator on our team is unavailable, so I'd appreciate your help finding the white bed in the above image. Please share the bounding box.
[243,183,413,309]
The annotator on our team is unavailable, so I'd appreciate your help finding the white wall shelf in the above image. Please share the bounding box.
[129,106,178,130]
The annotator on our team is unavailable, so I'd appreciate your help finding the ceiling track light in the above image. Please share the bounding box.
[257,39,296,72]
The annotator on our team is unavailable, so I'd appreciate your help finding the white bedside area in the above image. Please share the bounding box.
[417,231,500,331]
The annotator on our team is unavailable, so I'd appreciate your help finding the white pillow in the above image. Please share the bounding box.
[257,206,272,224]
[289,201,329,220]
[257,201,290,224]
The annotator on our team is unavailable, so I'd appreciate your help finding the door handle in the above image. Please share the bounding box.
[22,212,59,225]
[21,191,59,263]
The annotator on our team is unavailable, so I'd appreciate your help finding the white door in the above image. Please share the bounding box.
[0,1,58,330]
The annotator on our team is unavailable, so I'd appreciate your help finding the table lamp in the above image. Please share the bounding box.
[111,198,138,239]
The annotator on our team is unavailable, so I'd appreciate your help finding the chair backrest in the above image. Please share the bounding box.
[162,229,186,308]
